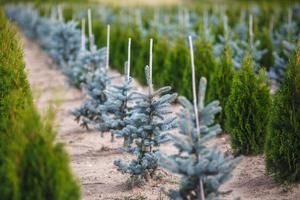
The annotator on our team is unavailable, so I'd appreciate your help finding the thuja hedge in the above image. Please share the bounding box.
[34,3,299,101]
[225,56,271,155]
[265,50,300,182]
[99,24,220,100]
[0,8,32,134]
[0,8,80,199]
[209,44,235,128]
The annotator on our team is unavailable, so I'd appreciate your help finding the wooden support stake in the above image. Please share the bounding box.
[188,36,200,134]
[106,25,110,70]
[149,38,153,93]
[127,38,131,81]
[189,36,206,200]
[87,9,95,51]
[223,15,228,41]
[288,8,292,42]
[81,19,86,51]
[249,14,254,49]
[88,9,92,39]
[58,5,63,22]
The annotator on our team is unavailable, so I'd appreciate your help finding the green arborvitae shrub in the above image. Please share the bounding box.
[19,108,80,200]
[110,22,128,72]
[0,8,32,134]
[165,37,190,96]
[0,9,80,199]
[129,24,144,83]
[0,9,32,199]
[180,43,193,100]
[265,49,300,182]
[225,56,271,155]
[260,27,274,70]
[152,35,169,88]
[93,20,107,49]
[209,44,235,128]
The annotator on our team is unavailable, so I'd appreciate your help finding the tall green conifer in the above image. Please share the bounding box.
[209,44,235,128]
[265,49,300,182]
[225,56,271,155]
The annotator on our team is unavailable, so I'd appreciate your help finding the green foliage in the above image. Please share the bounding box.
[130,25,146,84]
[265,50,300,182]
[19,109,80,200]
[1,0,83,5]
[179,41,193,100]
[259,28,274,70]
[0,9,80,199]
[225,56,271,155]
[209,44,235,128]
[114,66,177,181]
[0,11,31,198]
[152,35,169,88]
[159,77,241,199]
[164,37,190,96]
[194,39,217,102]
[110,22,130,73]
[0,8,32,134]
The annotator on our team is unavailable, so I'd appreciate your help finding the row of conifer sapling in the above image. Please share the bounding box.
[71,12,241,199]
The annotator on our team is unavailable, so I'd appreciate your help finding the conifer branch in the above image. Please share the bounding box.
[198,77,207,111]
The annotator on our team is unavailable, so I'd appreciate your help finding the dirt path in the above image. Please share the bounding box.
[22,36,300,200]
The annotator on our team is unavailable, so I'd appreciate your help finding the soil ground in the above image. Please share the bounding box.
[22,35,300,200]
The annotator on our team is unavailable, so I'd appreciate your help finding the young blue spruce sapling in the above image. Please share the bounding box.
[114,39,177,184]
[98,38,134,143]
[159,36,241,200]
[72,25,112,131]
[67,15,107,88]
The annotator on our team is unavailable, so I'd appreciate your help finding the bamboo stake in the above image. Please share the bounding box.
[50,7,56,21]
[58,5,63,22]
[88,9,92,40]
[188,36,200,134]
[127,38,131,81]
[199,179,205,200]
[223,15,229,41]
[147,38,153,94]
[188,35,205,200]
[288,8,292,42]
[81,19,86,51]
[249,14,254,50]
[106,25,110,70]
[87,9,95,51]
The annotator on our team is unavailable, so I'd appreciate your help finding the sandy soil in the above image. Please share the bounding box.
[22,35,300,200]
